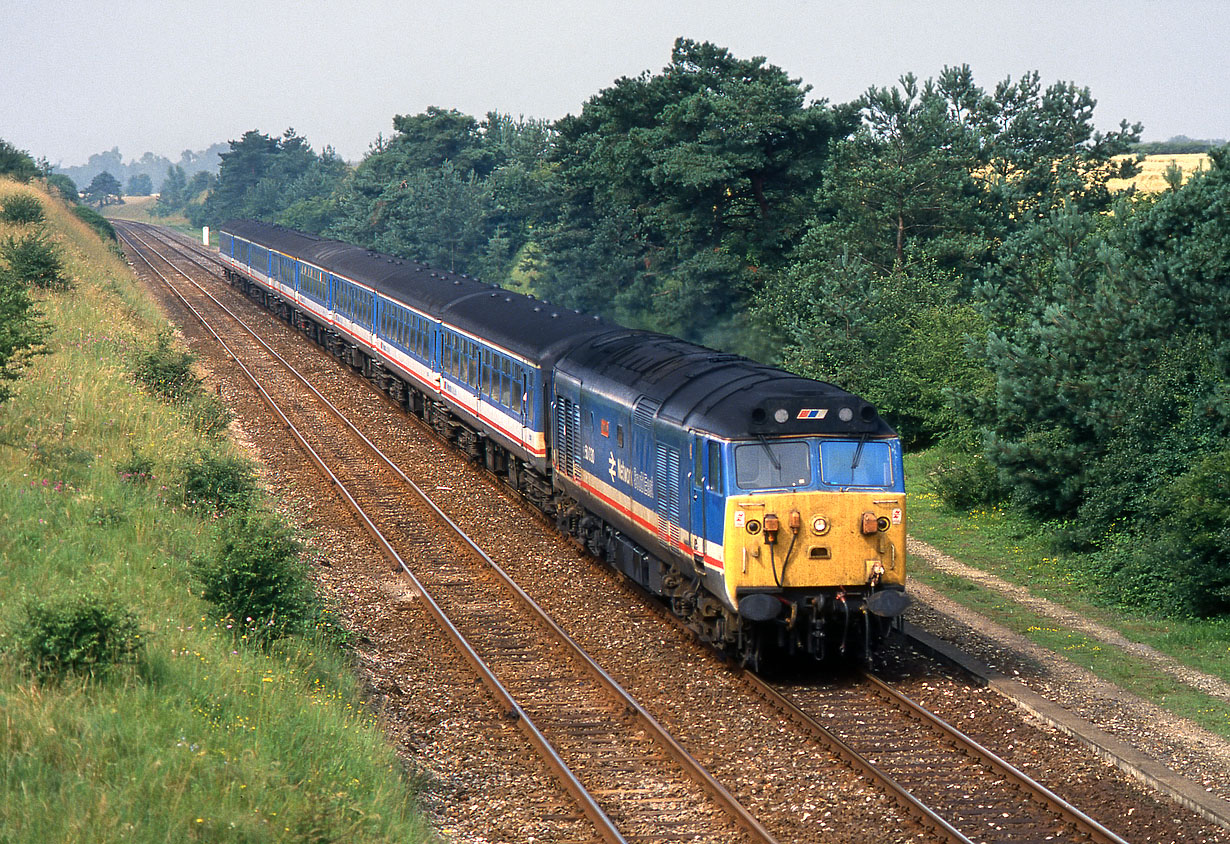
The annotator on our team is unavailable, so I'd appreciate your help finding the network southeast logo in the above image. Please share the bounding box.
[796,408,829,420]
[609,453,653,497]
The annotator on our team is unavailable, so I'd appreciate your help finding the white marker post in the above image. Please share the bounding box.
[202,225,210,246]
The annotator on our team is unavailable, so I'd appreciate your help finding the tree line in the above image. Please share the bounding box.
[11,39,1230,618]
[52,144,226,198]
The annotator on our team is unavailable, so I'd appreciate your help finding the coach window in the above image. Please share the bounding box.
[693,441,704,489]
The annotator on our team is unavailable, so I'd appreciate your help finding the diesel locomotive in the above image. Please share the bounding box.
[217,220,909,667]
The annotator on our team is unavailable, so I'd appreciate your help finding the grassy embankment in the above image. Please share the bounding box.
[0,178,431,843]
[905,451,1230,741]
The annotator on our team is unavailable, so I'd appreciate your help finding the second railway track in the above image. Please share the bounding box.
[114,221,1177,844]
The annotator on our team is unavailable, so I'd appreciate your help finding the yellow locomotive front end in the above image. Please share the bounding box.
[713,435,909,662]
[724,489,906,600]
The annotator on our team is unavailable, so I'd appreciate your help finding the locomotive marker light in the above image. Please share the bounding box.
[763,514,780,545]
[811,515,830,535]
[861,512,879,535]
[773,408,789,423]
[838,406,855,422]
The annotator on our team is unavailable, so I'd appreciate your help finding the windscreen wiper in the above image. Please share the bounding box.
[851,433,868,470]
[757,434,781,471]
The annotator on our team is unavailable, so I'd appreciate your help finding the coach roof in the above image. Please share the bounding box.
[221,220,616,362]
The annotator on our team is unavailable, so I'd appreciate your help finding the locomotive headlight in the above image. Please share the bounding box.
[811,516,830,535]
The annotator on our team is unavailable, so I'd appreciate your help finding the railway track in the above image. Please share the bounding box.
[116,222,1147,843]
[760,670,1132,844]
[116,221,775,844]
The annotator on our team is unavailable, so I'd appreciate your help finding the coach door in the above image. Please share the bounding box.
[518,372,530,450]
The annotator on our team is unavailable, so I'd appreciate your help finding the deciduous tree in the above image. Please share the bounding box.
[127,173,153,196]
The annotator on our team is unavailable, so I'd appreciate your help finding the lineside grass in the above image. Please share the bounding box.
[905,450,1230,741]
[0,179,431,843]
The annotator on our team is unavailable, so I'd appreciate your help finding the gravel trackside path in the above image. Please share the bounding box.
[905,537,1230,810]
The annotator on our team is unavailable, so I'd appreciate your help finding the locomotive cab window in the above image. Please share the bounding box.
[734,440,811,490]
[819,440,894,488]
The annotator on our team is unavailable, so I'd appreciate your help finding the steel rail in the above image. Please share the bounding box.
[115,222,629,844]
[738,669,976,843]
[586,565,1124,844]
[118,222,779,844]
[859,670,1132,844]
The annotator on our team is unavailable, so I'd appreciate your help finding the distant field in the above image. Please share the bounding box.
[1108,153,1211,193]
[100,194,164,221]
[100,195,204,241]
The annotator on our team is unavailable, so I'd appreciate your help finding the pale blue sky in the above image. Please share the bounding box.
[4,0,1227,166]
